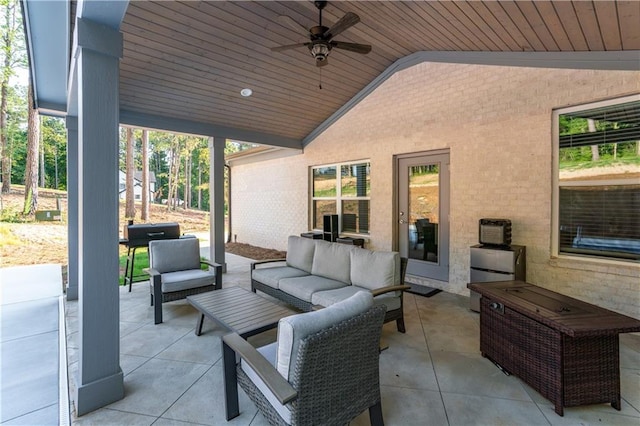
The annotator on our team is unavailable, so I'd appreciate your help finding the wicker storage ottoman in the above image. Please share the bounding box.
[469,280,640,416]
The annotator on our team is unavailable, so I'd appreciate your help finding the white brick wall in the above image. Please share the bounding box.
[230,62,640,318]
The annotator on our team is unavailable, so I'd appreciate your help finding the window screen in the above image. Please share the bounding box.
[557,98,640,261]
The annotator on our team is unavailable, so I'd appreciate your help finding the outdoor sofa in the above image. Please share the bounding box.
[251,235,410,332]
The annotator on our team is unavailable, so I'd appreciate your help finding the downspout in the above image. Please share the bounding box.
[225,163,231,243]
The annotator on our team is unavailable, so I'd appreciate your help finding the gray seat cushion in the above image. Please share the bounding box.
[160,269,216,293]
[278,275,347,303]
[286,236,316,273]
[310,240,354,284]
[252,266,309,289]
[350,248,400,290]
[149,238,202,273]
[312,286,401,312]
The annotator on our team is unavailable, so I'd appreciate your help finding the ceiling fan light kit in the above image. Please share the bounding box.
[310,42,330,63]
[272,0,371,67]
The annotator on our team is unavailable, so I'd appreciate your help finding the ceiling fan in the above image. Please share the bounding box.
[271,0,372,67]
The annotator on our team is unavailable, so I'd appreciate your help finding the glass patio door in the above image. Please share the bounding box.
[397,151,450,281]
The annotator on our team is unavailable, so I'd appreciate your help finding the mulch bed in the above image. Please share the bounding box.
[225,242,286,261]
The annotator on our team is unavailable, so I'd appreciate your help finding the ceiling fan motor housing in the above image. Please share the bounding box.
[271,0,370,67]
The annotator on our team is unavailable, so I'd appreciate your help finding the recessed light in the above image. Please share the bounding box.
[240,88,253,97]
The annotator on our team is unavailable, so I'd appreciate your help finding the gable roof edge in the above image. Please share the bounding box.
[302,50,640,147]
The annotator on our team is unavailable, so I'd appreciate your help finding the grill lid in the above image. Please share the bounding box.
[124,222,181,243]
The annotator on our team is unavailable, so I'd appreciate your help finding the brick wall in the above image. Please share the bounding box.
[230,62,640,318]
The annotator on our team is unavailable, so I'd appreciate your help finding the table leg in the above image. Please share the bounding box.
[612,396,621,411]
[123,247,132,290]
[195,314,205,336]
[223,340,240,420]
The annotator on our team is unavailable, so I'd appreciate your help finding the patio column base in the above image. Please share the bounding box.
[75,368,124,416]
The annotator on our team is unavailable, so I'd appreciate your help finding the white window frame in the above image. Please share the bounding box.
[551,93,640,262]
[310,160,371,235]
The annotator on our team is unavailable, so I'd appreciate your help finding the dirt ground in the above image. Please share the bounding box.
[0,190,284,267]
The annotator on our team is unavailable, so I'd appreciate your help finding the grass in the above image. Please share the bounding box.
[559,156,640,172]
[119,251,151,285]
[0,223,21,245]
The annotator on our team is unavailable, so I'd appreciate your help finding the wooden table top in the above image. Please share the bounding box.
[187,287,297,338]
[468,280,640,337]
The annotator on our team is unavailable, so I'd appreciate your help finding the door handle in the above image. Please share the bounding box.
[399,219,406,224]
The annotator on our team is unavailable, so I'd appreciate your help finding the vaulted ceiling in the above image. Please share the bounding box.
[25,1,640,148]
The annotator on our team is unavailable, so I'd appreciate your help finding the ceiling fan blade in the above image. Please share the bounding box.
[316,57,329,67]
[326,12,360,39]
[271,43,309,52]
[278,15,310,37]
[331,41,372,54]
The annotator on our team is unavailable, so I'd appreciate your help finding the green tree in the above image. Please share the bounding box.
[40,116,66,189]
[0,0,26,193]
[6,83,26,184]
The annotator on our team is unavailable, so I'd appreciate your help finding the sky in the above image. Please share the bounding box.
[11,66,29,87]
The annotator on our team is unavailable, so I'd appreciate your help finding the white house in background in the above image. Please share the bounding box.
[118,170,156,202]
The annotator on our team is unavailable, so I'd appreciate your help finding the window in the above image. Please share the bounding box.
[311,161,370,234]
[553,95,640,262]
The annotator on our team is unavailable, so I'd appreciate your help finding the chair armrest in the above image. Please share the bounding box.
[201,260,222,269]
[370,285,411,297]
[222,333,297,405]
[250,259,286,270]
[200,261,223,290]
[144,267,161,277]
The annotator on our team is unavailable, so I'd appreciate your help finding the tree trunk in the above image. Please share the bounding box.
[197,163,202,210]
[167,144,177,211]
[54,145,59,188]
[587,119,599,162]
[185,154,191,209]
[0,71,9,193]
[23,84,38,215]
[141,129,149,221]
[173,150,180,209]
[125,127,136,219]
[0,3,11,194]
[39,116,45,187]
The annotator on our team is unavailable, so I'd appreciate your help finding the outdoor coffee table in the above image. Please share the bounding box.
[187,286,297,339]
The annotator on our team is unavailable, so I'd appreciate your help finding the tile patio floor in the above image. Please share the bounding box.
[62,253,640,425]
[1,264,65,426]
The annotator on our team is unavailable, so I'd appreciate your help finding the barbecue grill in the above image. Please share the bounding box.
[120,222,182,291]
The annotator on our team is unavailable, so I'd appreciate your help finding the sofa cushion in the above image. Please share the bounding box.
[252,266,309,289]
[159,269,215,293]
[276,291,372,380]
[286,236,316,273]
[149,238,201,273]
[310,240,354,284]
[350,248,400,290]
[278,275,346,303]
[240,342,292,424]
[311,286,401,312]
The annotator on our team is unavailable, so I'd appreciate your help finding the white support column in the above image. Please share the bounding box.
[73,18,124,415]
[209,136,226,271]
[65,116,78,301]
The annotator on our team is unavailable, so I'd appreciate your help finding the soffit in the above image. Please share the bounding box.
[26,1,640,145]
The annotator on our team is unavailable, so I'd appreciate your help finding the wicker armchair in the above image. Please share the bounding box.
[222,292,386,426]
[147,238,222,324]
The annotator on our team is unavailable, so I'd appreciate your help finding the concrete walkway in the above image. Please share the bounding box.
[1,264,66,425]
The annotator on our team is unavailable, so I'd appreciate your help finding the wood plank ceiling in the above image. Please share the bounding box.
[118,1,640,142]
